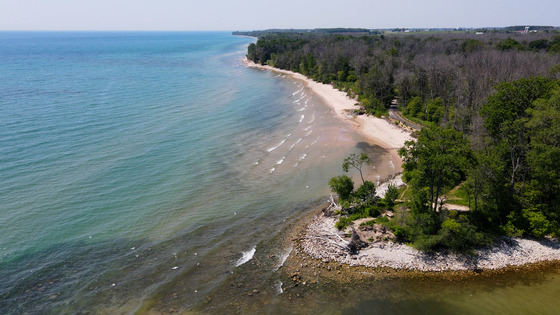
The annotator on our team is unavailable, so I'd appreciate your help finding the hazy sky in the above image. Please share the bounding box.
[1,0,559,31]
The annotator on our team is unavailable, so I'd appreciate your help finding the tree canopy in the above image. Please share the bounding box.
[399,126,474,212]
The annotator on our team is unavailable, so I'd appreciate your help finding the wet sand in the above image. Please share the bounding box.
[244,58,412,173]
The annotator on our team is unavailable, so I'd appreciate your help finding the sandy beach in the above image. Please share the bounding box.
[243,58,560,272]
[244,58,412,171]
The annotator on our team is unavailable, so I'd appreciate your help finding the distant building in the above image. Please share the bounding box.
[516,27,530,34]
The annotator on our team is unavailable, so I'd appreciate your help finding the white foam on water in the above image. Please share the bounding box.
[276,280,284,294]
[298,115,305,123]
[303,126,312,131]
[305,129,312,137]
[276,157,285,165]
[296,95,306,102]
[292,87,304,95]
[235,246,256,267]
[308,111,316,124]
[274,246,292,271]
[311,136,320,145]
[299,153,307,161]
[297,107,305,112]
[288,138,302,151]
[266,139,286,152]
[269,167,275,173]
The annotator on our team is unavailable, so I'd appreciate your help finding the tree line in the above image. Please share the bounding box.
[245,30,560,253]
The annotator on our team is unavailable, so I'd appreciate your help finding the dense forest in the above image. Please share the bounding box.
[243,29,560,253]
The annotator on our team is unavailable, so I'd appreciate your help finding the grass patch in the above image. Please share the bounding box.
[360,219,376,227]
[335,217,353,230]
[399,113,436,129]
[398,184,412,201]
[445,182,474,208]
[336,205,383,230]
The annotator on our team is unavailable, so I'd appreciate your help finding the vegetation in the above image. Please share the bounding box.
[342,153,370,185]
[245,30,560,123]
[399,126,474,212]
[245,29,560,253]
[384,184,399,208]
[328,175,354,204]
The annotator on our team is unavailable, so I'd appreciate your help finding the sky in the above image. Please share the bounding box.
[1,0,559,31]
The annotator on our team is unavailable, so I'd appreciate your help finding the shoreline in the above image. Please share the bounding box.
[242,58,560,272]
[280,206,560,282]
[243,58,412,172]
[301,210,560,272]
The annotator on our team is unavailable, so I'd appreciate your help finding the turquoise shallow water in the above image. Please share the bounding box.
[3,32,560,314]
[0,31,377,312]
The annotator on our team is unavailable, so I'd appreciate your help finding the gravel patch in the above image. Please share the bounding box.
[302,213,560,271]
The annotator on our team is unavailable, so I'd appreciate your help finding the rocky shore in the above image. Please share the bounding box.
[301,210,560,272]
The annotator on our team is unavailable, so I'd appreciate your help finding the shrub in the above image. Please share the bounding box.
[335,217,353,230]
[384,184,399,208]
[329,175,354,202]
[392,225,408,241]
[366,206,381,217]
[360,219,376,227]
[413,234,444,252]
[355,181,377,206]
[438,218,491,253]
[411,218,491,254]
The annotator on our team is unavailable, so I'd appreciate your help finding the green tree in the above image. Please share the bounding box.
[384,184,399,208]
[426,97,444,123]
[329,175,354,202]
[399,126,474,212]
[355,181,377,206]
[549,35,560,54]
[522,86,560,236]
[478,77,560,233]
[529,39,550,50]
[481,77,555,209]
[497,37,524,51]
[461,39,483,53]
[300,53,317,76]
[405,96,423,117]
[342,153,370,185]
